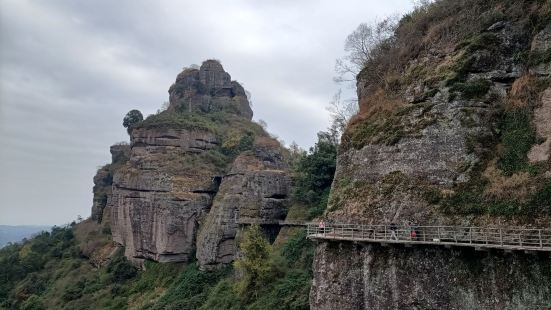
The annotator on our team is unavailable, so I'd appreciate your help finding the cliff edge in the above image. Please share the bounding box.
[311,0,551,309]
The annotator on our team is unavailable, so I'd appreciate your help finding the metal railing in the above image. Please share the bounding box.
[306,223,551,251]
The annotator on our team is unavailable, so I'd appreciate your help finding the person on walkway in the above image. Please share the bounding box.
[390,222,398,240]
[319,220,326,234]
[410,222,418,241]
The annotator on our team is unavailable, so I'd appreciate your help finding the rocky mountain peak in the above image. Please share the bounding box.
[91,59,290,268]
[168,59,253,119]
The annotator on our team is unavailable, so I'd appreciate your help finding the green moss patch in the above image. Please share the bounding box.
[498,107,537,175]
[341,104,438,151]
[450,79,492,100]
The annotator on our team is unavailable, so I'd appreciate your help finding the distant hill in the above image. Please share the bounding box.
[0,225,50,247]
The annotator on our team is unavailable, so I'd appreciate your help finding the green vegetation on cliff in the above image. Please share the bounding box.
[290,132,338,219]
[0,222,313,310]
[331,0,551,219]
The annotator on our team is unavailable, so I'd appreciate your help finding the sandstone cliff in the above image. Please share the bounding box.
[196,144,290,270]
[311,0,551,308]
[91,144,130,224]
[168,59,253,119]
[92,60,290,268]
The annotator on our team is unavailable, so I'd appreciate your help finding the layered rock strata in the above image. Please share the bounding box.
[91,144,130,223]
[196,148,290,270]
[109,127,221,263]
[98,60,290,267]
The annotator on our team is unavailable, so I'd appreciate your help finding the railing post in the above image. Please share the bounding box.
[539,229,543,248]
[307,224,310,237]
[352,225,354,239]
[485,229,488,245]
[499,228,503,246]
[384,226,387,240]
[469,227,472,244]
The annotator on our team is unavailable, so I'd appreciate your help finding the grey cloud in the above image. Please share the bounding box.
[0,0,413,225]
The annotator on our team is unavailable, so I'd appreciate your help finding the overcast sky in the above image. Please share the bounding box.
[0,0,414,225]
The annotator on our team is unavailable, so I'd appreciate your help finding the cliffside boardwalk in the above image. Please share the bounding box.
[306,223,551,252]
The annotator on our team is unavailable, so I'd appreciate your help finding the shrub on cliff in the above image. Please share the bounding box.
[122,109,143,134]
[234,225,281,301]
[222,131,255,156]
[292,131,338,218]
[498,107,537,174]
[107,256,137,282]
[151,264,229,310]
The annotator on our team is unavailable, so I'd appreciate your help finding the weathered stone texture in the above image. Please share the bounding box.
[530,24,551,76]
[311,242,551,310]
[91,144,130,223]
[109,127,220,264]
[103,61,289,266]
[91,167,112,223]
[196,149,290,270]
[168,60,253,119]
[313,6,551,310]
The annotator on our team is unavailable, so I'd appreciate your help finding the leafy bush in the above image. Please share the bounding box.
[246,270,311,310]
[199,279,242,310]
[279,230,312,270]
[234,225,276,301]
[123,109,144,133]
[151,264,229,310]
[20,294,44,310]
[107,256,138,282]
[129,260,185,294]
[222,131,255,156]
[292,132,337,218]
[62,278,85,301]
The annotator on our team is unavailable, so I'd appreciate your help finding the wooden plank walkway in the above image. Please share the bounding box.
[306,223,551,252]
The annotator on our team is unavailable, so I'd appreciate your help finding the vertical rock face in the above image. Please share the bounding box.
[91,144,130,223]
[312,1,551,309]
[311,242,551,310]
[109,127,221,263]
[100,59,290,266]
[196,147,290,270]
[168,60,253,120]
